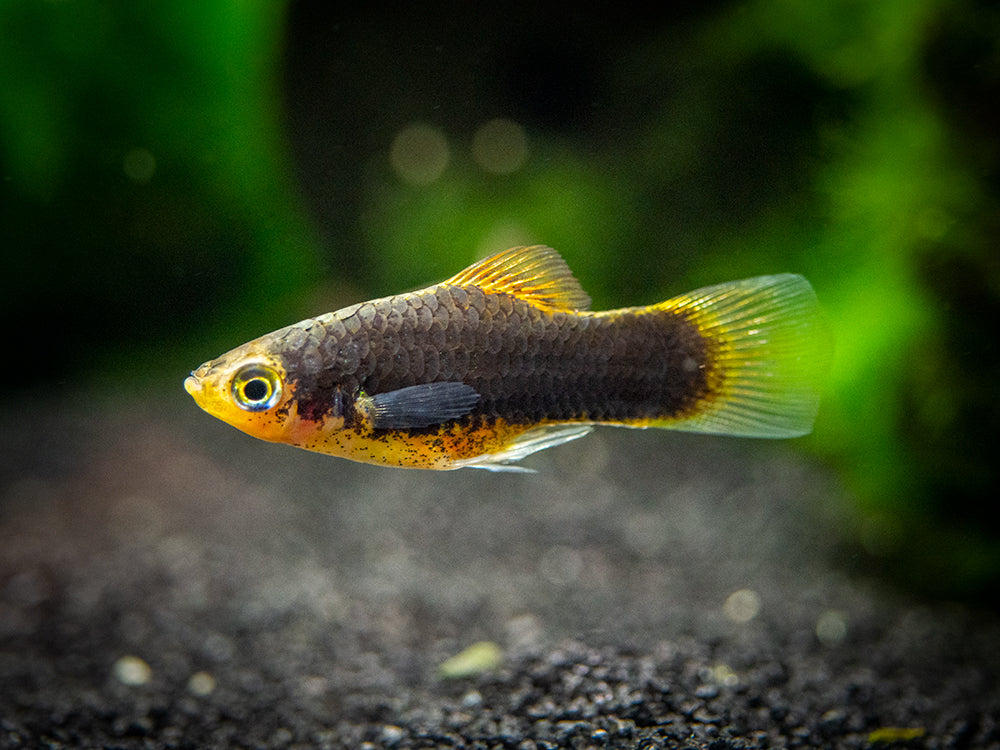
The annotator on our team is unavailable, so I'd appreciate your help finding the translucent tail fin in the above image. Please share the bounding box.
[655,274,832,438]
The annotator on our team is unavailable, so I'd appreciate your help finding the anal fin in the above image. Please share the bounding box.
[452,423,593,472]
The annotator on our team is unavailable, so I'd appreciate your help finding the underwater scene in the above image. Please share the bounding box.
[2,2,998,747]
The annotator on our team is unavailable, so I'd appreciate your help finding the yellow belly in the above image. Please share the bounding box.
[294,418,539,470]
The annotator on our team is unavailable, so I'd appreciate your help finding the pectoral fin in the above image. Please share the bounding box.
[367,382,481,429]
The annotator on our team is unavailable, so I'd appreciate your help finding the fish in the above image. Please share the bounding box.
[184,245,830,471]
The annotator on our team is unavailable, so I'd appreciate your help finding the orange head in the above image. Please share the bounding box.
[184,343,299,444]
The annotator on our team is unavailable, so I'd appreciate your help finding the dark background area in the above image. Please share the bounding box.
[2,1,999,747]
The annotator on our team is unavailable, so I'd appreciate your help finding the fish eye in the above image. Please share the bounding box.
[232,364,282,411]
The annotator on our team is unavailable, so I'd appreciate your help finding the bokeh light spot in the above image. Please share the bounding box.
[472,118,528,174]
[123,147,156,184]
[187,670,217,696]
[816,609,848,646]
[723,588,762,623]
[113,654,152,686]
[390,123,450,185]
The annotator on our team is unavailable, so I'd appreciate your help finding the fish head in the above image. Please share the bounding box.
[184,340,301,444]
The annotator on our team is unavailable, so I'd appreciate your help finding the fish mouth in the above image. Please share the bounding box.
[183,372,201,396]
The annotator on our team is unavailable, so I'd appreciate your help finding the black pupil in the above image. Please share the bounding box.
[243,378,270,402]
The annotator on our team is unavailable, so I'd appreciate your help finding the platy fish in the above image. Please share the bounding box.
[185,246,829,471]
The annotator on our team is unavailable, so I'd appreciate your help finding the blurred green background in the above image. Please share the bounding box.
[2,1,997,602]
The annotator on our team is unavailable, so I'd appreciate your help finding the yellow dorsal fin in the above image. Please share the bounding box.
[444,245,591,311]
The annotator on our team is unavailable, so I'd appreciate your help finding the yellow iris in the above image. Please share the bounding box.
[231,364,282,411]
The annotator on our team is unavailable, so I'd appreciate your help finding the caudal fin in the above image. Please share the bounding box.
[656,274,832,438]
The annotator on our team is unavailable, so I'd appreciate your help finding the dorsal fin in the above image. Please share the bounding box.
[444,245,591,311]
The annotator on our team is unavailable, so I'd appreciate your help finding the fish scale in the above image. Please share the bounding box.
[277,288,695,427]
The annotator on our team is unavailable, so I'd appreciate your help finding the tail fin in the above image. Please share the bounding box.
[656,274,832,438]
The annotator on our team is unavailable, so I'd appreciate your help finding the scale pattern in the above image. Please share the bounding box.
[276,283,714,430]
